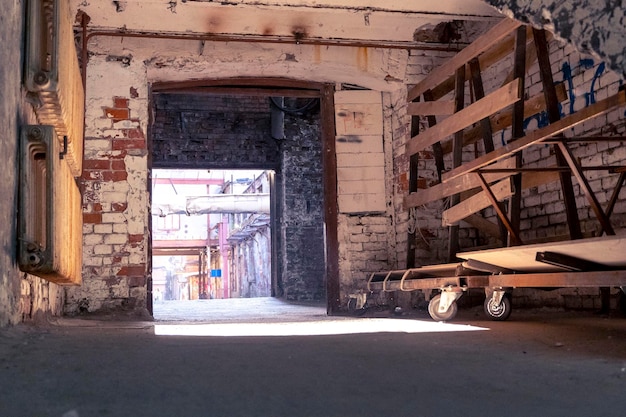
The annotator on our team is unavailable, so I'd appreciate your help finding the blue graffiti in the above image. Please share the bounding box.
[579,58,595,70]
[521,59,607,133]
[585,62,605,106]
[498,58,615,143]
[561,62,576,115]
[523,110,550,131]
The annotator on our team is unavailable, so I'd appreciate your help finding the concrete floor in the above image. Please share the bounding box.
[1,298,625,417]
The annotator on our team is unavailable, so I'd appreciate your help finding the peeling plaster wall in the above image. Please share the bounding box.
[0,0,65,326]
[65,54,151,316]
[85,37,411,92]
[79,37,395,312]
[486,0,626,78]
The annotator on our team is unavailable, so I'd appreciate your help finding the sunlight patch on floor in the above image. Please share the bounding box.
[154,318,489,337]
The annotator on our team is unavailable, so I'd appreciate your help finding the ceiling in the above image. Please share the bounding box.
[72,0,503,46]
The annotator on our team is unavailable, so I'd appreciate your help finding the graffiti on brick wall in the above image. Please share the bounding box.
[522,58,615,134]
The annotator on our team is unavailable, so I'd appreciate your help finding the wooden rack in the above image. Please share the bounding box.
[368,18,626,321]
[405,18,626,261]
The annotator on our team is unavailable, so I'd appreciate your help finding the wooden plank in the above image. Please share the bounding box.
[441,83,567,154]
[422,90,446,181]
[557,142,615,235]
[442,90,626,182]
[464,214,501,239]
[468,58,494,152]
[407,78,522,155]
[606,172,626,218]
[407,135,420,268]
[443,179,513,226]
[521,170,561,189]
[508,25,528,246]
[407,18,522,101]
[488,270,626,288]
[429,26,536,101]
[500,31,540,86]
[448,66,466,262]
[476,172,522,245]
[404,157,516,208]
[533,27,582,240]
[321,84,340,314]
[407,100,455,116]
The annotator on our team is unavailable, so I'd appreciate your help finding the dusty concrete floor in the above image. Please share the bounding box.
[1,298,625,417]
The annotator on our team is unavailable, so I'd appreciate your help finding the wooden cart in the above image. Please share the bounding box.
[368,236,626,321]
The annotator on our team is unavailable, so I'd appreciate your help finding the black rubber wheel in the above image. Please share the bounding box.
[428,294,458,322]
[484,294,512,321]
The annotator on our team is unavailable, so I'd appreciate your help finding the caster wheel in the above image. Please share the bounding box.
[484,294,512,321]
[428,294,458,321]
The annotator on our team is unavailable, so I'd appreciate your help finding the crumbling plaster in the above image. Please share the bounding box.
[73,0,500,44]
[78,33,410,312]
[88,36,409,92]
[486,0,626,78]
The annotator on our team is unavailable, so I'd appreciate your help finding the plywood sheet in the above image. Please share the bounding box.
[457,235,626,272]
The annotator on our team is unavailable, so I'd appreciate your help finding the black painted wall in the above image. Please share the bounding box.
[151,93,280,169]
[279,106,325,301]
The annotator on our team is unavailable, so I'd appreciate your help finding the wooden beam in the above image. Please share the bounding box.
[422,90,446,181]
[407,78,522,155]
[476,173,522,245]
[407,152,419,269]
[442,90,626,183]
[468,58,494,152]
[407,18,522,101]
[489,270,626,289]
[448,66,466,262]
[441,83,567,154]
[533,27,582,240]
[443,179,513,226]
[404,157,517,208]
[557,142,615,236]
[521,170,561,189]
[321,84,341,314]
[508,25,528,246]
[606,172,626,218]
[429,26,535,101]
[464,214,502,239]
[407,100,455,116]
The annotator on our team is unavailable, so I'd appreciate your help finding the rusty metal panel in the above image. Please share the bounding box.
[18,126,82,285]
[25,0,84,176]
[488,270,626,288]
